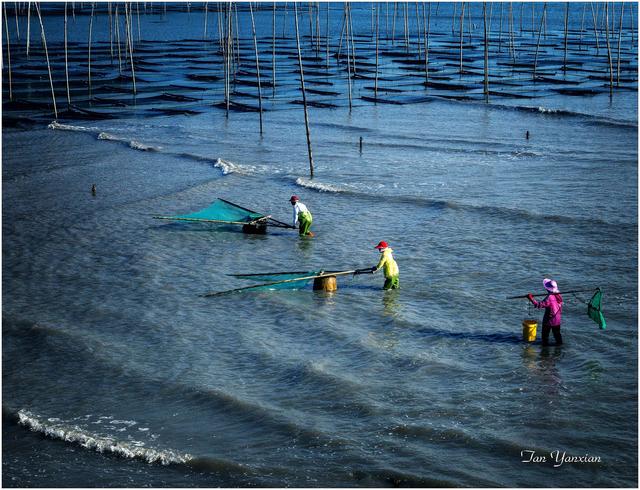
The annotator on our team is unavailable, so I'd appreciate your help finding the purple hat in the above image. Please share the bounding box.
[543,278,559,293]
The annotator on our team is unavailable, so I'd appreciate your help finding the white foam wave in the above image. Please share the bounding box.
[17,409,192,465]
[47,121,97,132]
[214,157,256,175]
[510,149,542,158]
[97,132,160,151]
[97,131,119,141]
[536,106,560,114]
[129,140,160,151]
[295,177,344,193]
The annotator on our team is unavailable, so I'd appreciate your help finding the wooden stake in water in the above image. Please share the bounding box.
[325,2,329,70]
[348,2,357,74]
[497,3,503,51]
[579,3,586,50]
[375,4,379,98]
[483,1,488,98]
[124,3,136,94]
[533,3,547,79]
[294,2,315,179]
[64,4,70,107]
[563,2,569,72]
[3,3,12,101]
[345,3,353,110]
[616,2,624,86]
[272,2,276,94]
[26,1,31,57]
[14,1,19,40]
[249,2,263,135]
[88,2,95,96]
[115,5,122,75]
[203,1,208,39]
[459,2,465,75]
[424,1,431,83]
[590,2,600,54]
[604,2,614,97]
[108,2,113,61]
[35,3,57,118]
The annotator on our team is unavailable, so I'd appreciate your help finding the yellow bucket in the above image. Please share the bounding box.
[522,319,537,342]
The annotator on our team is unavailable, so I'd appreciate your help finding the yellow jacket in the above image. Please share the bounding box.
[375,248,399,278]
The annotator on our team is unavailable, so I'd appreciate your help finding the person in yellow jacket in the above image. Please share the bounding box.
[372,241,399,290]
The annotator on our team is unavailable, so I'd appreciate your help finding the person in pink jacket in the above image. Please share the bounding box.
[528,278,563,346]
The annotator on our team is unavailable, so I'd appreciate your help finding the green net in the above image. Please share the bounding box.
[233,271,322,290]
[587,288,606,330]
[170,199,264,223]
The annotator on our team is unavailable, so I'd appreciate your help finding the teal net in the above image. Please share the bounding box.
[233,271,322,290]
[587,288,606,330]
[168,199,264,223]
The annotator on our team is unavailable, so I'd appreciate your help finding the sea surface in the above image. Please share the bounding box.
[2,3,638,487]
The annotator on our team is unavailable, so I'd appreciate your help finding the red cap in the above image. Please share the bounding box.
[374,241,388,249]
[290,195,299,203]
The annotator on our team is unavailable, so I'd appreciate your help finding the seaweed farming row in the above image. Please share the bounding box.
[2,2,638,127]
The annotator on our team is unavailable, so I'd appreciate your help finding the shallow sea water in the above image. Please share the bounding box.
[3,2,638,487]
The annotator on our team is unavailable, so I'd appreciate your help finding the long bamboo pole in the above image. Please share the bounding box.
[579,3,586,50]
[204,1,208,39]
[316,2,321,55]
[498,2,503,52]
[294,2,315,179]
[374,3,379,98]
[204,270,359,297]
[325,2,329,70]
[392,2,397,44]
[3,3,12,101]
[590,2,600,54]
[249,2,263,135]
[459,2,465,75]
[604,2,614,97]
[35,3,57,118]
[630,2,635,45]
[403,1,409,51]
[424,1,431,83]
[124,3,136,94]
[348,1,357,74]
[14,2,19,40]
[115,5,122,75]
[483,1,488,98]
[563,2,569,72]
[467,0,472,43]
[345,3,353,110]
[225,2,231,115]
[509,2,515,62]
[108,2,113,61]
[26,1,31,57]
[64,3,70,107]
[616,2,624,86]
[272,2,276,93]
[506,288,597,300]
[136,2,141,41]
[533,3,547,79]
[88,2,95,95]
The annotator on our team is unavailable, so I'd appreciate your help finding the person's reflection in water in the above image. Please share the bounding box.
[382,289,401,318]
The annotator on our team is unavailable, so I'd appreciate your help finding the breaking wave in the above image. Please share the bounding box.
[498,105,637,129]
[295,177,347,193]
[212,157,262,175]
[97,132,161,151]
[47,121,97,132]
[16,409,192,466]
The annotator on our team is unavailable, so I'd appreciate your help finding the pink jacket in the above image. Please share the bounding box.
[532,294,563,327]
